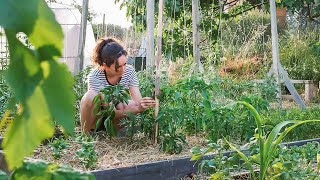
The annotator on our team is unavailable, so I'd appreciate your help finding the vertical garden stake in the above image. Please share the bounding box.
[154,0,164,145]
[146,0,155,67]
[78,0,89,72]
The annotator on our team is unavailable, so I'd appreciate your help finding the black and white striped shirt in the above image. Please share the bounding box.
[87,65,139,92]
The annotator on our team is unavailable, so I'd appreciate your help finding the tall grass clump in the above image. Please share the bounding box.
[279,29,320,81]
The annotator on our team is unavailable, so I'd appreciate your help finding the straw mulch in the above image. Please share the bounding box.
[33,132,208,171]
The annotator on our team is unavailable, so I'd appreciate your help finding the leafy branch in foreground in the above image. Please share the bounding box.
[226,101,320,180]
[11,159,95,179]
[92,84,130,137]
[0,0,75,169]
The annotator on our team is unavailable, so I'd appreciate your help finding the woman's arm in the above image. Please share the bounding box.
[129,86,142,104]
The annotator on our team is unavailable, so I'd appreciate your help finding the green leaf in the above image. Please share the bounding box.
[11,159,95,180]
[207,159,215,168]
[190,146,202,160]
[272,162,284,170]
[225,138,256,180]
[92,95,101,104]
[191,154,202,161]
[11,160,51,179]
[250,153,260,164]
[0,0,74,170]
[203,100,211,110]
[0,0,63,59]
[41,61,75,134]
[210,172,223,180]
[264,121,295,162]
[94,117,103,132]
[3,85,55,169]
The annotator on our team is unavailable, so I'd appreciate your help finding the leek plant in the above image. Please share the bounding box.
[226,101,320,179]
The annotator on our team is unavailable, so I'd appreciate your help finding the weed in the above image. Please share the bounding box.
[75,135,97,169]
[191,141,238,179]
[51,137,69,160]
[267,142,320,179]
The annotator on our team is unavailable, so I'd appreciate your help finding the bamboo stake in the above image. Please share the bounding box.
[154,0,164,145]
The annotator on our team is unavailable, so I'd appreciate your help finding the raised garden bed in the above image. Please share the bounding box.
[90,138,320,180]
[0,136,319,179]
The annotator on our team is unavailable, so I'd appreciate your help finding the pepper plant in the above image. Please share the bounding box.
[235,95,270,141]
[159,121,187,154]
[203,103,235,142]
[92,84,130,137]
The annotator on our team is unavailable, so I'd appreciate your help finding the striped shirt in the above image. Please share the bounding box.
[87,65,139,92]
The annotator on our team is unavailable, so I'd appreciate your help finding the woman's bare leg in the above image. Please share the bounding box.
[80,90,99,133]
[81,91,138,133]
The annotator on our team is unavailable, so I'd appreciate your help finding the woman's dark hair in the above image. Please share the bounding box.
[92,37,128,71]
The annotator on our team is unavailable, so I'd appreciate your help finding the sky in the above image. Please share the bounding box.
[57,0,132,28]
[89,0,132,27]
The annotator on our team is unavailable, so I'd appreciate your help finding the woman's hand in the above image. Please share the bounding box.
[139,97,156,110]
[117,98,156,114]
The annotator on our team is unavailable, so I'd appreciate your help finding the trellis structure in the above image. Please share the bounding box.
[0,28,9,72]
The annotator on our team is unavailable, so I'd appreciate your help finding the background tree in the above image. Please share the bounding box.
[115,0,320,63]
[115,0,268,61]
[280,0,320,22]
